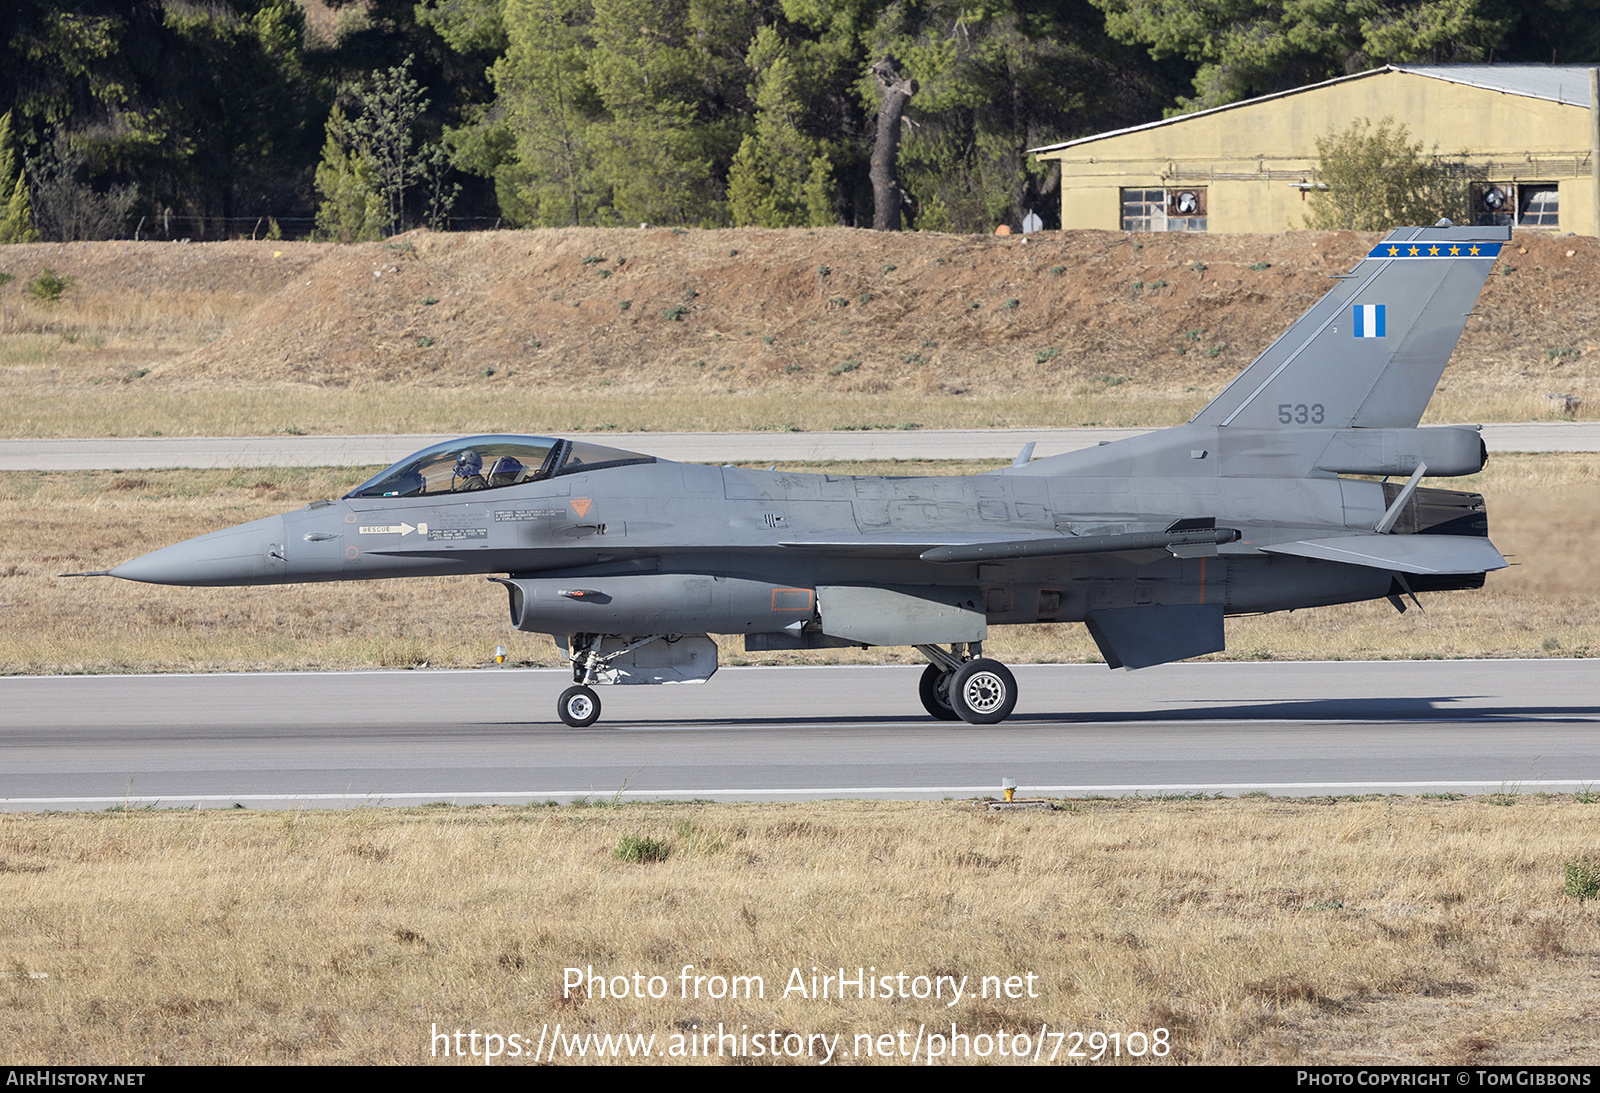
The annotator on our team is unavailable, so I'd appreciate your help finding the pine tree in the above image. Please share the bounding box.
[1091,0,1519,111]
[313,57,459,241]
[493,0,606,226]
[879,3,1101,233]
[344,56,432,237]
[803,155,835,227]
[0,112,40,244]
[586,0,720,226]
[313,108,385,242]
[728,28,836,228]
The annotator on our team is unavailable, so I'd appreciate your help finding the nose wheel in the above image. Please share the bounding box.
[557,685,601,727]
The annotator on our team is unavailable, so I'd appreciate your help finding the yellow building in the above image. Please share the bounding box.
[1030,64,1600,236]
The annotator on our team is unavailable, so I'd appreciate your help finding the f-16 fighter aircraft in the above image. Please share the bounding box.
[87,224,1511,727]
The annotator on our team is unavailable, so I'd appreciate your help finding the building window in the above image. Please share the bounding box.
[1474,182,1558,228]
[1519,185,1559,227]
[1121,188,1207,232]
[1121,188,1164,231]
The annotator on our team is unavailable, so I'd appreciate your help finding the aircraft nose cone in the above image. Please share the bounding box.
[111,515,288,586]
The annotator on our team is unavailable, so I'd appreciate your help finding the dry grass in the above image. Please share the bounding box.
[1,455,1597,675]
[0,387,1198,439]
[0,239,325,379]
[1,384,1589,439]
[0,289,248,354]
[2,229,1599,438]
[4,797,1600,1064]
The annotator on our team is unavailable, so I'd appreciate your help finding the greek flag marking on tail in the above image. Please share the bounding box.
[1353,303,1386,338]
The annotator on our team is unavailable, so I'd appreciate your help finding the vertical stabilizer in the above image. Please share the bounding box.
[1191,225,1508,430]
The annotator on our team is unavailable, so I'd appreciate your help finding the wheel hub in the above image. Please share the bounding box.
[961,672,1006,714]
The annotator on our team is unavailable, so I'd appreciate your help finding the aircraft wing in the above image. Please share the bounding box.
[1259,535,1507,574]
[780,520,1240,562]
[777,537,980,558]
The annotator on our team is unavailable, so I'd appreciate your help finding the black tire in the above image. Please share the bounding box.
[949,659,1018,725]
[918,663,960,721]
[557,685,602,728]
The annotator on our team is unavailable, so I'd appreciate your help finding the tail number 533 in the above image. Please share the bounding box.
[1278,403,1325,425]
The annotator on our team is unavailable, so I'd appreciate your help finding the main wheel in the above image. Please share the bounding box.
[918,663,960,721]
[949,658,1018,725]
[557,685,602,727]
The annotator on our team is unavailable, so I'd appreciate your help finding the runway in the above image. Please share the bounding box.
[4,421,1598,469]
[4,659,1597,810]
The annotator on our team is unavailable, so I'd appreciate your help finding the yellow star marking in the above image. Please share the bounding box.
[1387,246,1399,256]
[1428,245,1440,255]
[1449,245,1460,255]
[1408,245,1420,256]
[1469,245,1481,255]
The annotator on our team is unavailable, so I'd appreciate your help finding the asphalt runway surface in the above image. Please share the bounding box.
[6,421,1598,470]
[4,659,1597,810]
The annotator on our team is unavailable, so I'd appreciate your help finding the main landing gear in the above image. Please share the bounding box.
[915,643,1018,725]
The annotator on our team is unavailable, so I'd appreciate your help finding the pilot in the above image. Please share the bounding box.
[452,450,487,491]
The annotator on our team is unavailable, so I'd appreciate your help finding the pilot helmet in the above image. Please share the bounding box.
[454,449,483,478]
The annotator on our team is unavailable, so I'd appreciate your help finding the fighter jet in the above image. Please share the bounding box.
[87,224,1511,727]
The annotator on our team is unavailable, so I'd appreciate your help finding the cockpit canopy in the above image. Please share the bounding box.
[344,435,654,498]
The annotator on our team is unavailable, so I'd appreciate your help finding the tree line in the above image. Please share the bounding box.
[1,0,1595,244]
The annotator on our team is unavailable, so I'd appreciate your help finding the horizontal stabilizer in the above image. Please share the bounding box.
[1085,605,1226,670]
[1261,535,1507,574]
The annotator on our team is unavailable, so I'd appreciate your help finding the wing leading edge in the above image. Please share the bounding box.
[780,519,1239,562]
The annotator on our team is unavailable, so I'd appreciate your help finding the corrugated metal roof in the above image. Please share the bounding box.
[1030,64,1596,155]
[1393,64,1594,106]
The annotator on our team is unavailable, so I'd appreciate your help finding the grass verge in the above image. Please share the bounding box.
[4,796,1600,1064]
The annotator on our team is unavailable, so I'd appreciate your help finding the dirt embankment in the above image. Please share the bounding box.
[4,226,1596,407]
[1,237,332,299]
